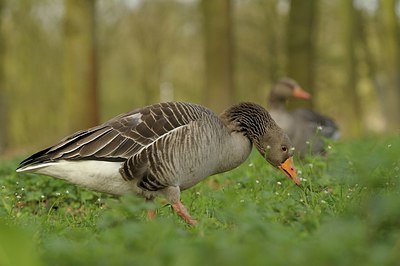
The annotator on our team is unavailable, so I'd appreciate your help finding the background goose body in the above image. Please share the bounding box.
[269,78,340,157]
[17,102,298,225]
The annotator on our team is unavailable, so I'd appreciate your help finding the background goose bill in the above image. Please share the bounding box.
[292,86,311,100]
[278,157,301,185]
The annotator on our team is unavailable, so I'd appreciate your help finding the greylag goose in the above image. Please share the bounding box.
[16,102,299,225]
[268,78,340,157]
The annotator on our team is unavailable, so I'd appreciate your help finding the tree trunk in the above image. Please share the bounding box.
[64,0,99,133]
[341,0,362,136]
[264,0,280,83]
[201,0,234,113]
[286,0,318,108]
[0,0,6,153]
[377,0,400,131]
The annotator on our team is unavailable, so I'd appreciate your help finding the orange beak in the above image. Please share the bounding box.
[278,157,301,186]
[292,86,311,100]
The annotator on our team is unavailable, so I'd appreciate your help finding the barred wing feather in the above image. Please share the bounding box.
[18,102,212,169]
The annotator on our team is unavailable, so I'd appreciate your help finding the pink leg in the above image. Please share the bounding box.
[146,198,156,221]
[147,209,156,220]
[172,201,198,226]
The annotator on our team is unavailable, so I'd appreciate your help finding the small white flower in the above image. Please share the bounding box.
[290,147,296,151]
[248,162,254,167]
[196,191,201,196]
[266,145,271,150]
[300,199,304,202]
[15,182,19,185]
[297,169,302,175]
[327,145,332,150]
[66,190,69,194]
[321,200,326,204]
[388,144,392,148]
[21,188,25,191]
[240,199,245,203]
[287,193,291,196]
[255,180,260,184]
[41,195,45,199]
[275,192,279,195]
[300,178,307,182]
[308,163,313,168]
[55,192,61,196]
[97,198,101,202]
[347,195,351,198]
[16,195,21,199]
[317,126,323,131]
[306,141,310,145]
[277,181,282,185]
[1,185,5,189]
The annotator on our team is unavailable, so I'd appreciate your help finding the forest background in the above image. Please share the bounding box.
[0,0,399,156]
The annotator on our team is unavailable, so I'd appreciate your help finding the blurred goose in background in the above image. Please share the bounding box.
[17,101,299,225]
[268,78,340,157]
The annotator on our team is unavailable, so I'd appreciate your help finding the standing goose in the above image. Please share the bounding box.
[268,78,340,157]
[17,102,299,225]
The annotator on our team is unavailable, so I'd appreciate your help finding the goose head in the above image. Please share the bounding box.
[220,102,300,185]
[256,126,300,185]
[269,78,311,106]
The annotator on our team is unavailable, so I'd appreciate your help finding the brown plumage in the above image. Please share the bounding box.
[17,102,299,225]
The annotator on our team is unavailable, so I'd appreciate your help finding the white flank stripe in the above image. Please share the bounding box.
[17,160,134,195]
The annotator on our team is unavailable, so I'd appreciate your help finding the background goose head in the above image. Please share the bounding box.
[269,78,311,107]
[220,102,300,185]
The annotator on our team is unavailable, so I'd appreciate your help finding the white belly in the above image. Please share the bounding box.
[18,160,135,195]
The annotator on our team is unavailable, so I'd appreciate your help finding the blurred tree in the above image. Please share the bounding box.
[128,1,179,106]
[201,0,234,113]
[134,10,161,106]
[0,0,6,153]
[64,0,99,132]
[5,1,64,149]
[376,0,400,131]
[98,1,203,115]
[264,0,280,83]
[341,0,362,136]
[286,0,319,108]
[235,1,284,103]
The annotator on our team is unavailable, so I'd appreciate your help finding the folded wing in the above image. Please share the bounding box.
[17,102,212,170]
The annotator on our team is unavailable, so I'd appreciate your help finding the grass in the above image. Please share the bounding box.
[1,134,400,266]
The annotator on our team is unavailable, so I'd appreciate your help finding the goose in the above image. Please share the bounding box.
[268,78,340,157]
[16,101,299,225]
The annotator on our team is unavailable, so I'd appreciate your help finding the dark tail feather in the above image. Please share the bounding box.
[16,147,53,170]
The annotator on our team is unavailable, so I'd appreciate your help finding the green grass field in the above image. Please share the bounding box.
[1,135,399,266]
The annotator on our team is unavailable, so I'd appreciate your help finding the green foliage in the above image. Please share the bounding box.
[0,136,400,265]
[0,221,43,266]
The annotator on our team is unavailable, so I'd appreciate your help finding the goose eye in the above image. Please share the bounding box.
[281,146,288,152]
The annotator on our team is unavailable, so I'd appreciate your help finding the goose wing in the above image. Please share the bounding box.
[17,102,213,170]
[292,108,339,138]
